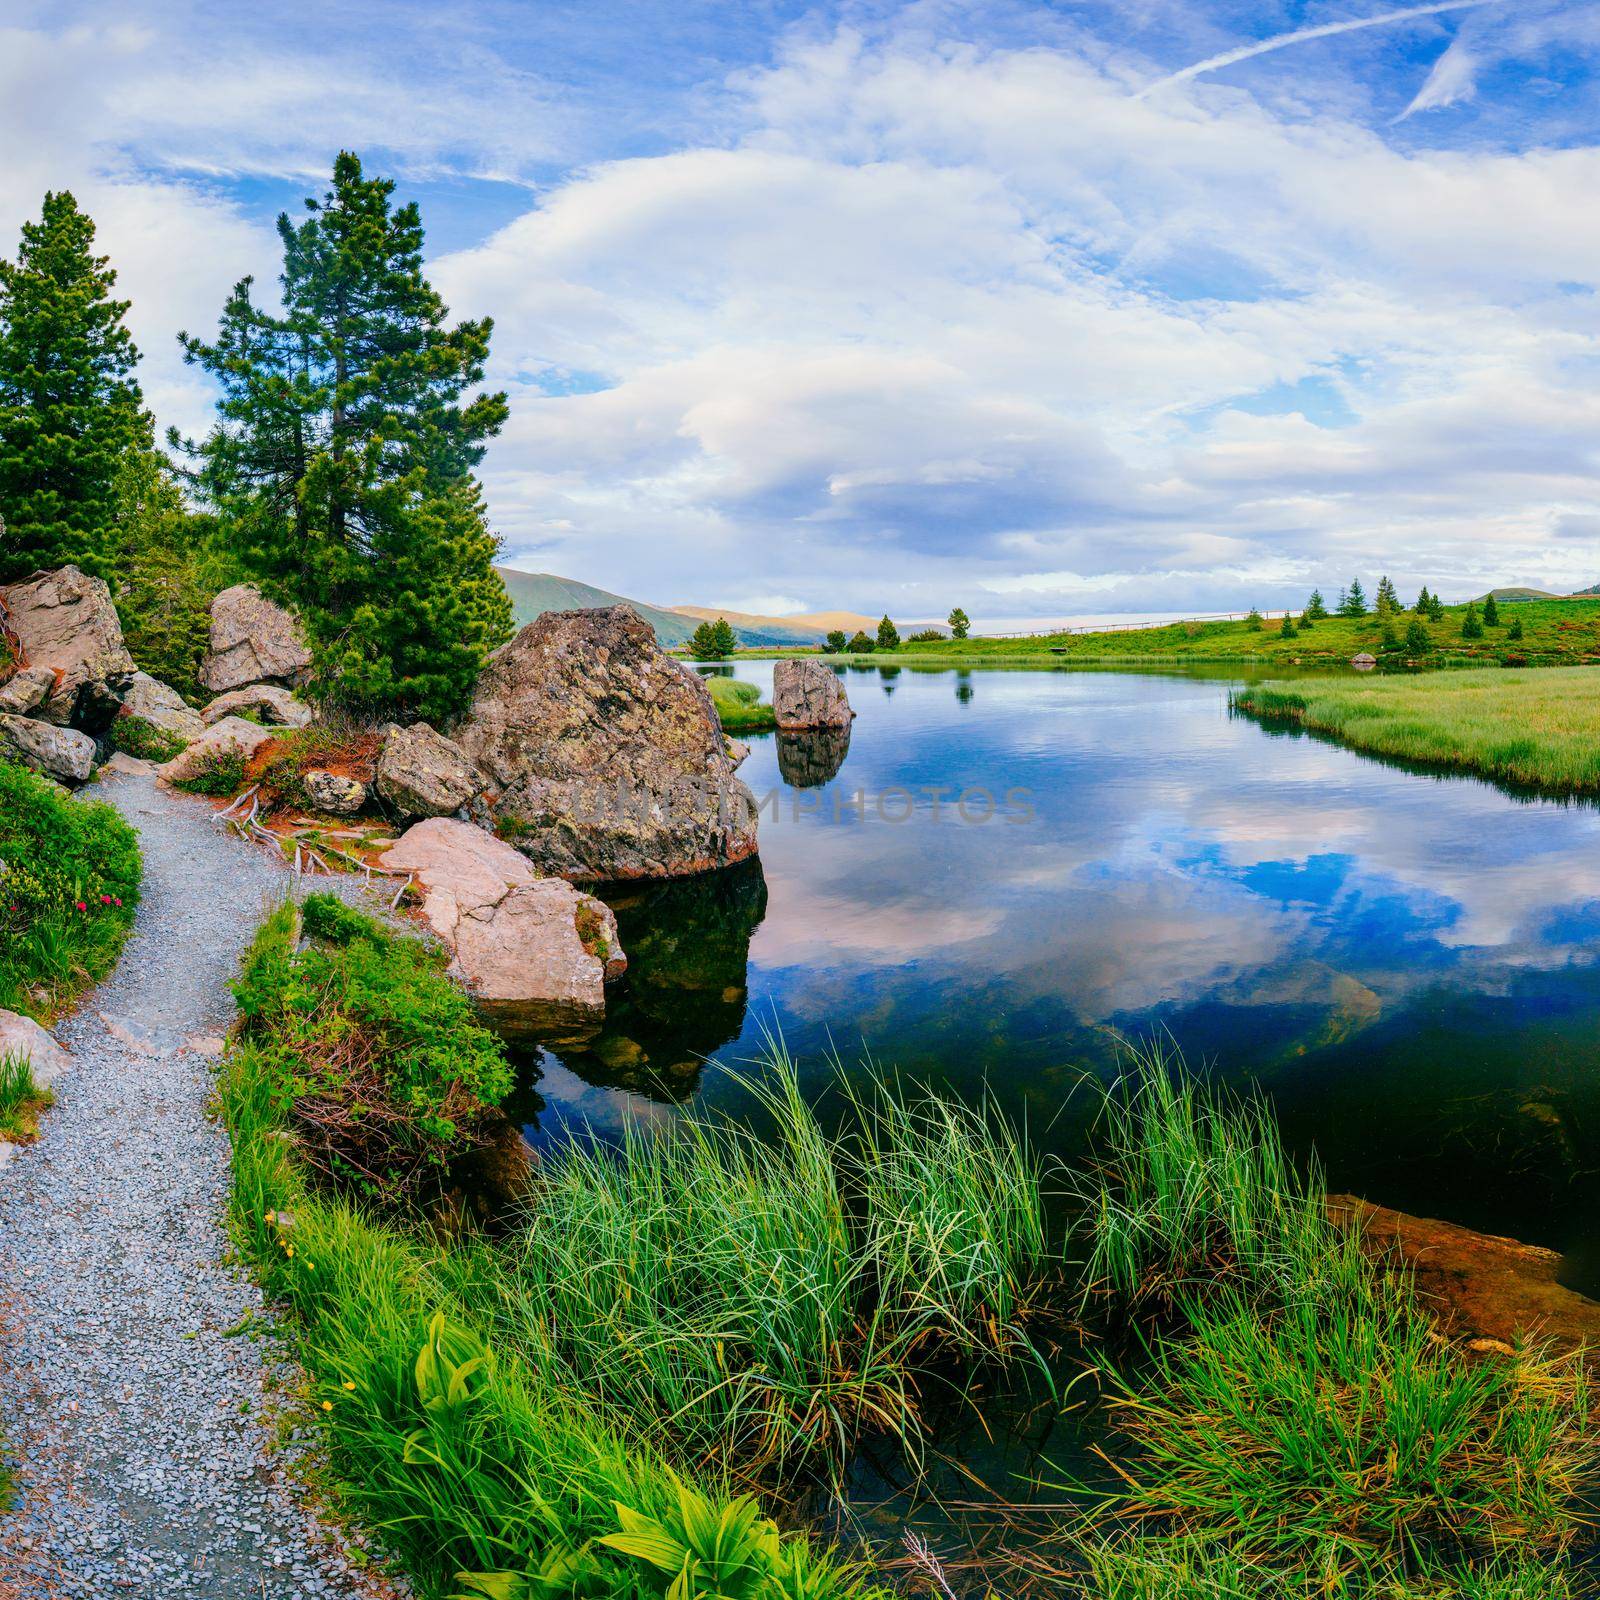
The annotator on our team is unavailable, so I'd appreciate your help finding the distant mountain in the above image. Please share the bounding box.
[494,569,843,648]
[1473,586,1565,602]
[1573,583,1600,596]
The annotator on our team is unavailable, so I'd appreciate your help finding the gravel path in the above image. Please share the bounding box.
[0,769,402,1599]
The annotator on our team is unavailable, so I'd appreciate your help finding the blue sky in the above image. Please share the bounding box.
[4,0,1600,621]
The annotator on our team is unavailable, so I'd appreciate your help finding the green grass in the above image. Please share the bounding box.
[0,1050,52,1142]
[894,596,1600,665]
[0,756,141,1021]
[1232,666,1600,794]
[1066,1047,1598,1599]
[705,675,778,733]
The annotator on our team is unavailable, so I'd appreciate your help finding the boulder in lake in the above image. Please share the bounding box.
[456,606,758,882]
[157,715,274,787]
[198,585,313,694]
[303,769,366,815]
[773,659,854,730]
[374,721,481,818]
[384,817,625,1042]
[0,566,134,725]
[777,724,852,788]
[0,715,96,783]
[1351,652,1377,670]
[201,682,312,728]
[0,1009,69,1091]
[119,671,205,743]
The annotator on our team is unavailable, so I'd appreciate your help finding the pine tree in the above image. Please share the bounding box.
[711,617,738,657]
[177,152,511,722]
[1428,593,1445,622]
[0,191,149,580]
[1461,601,1484,640]
[1244,606,1263,631]
[1375,575,1399,615]
[1507,614,1524,641]
[1340,579,1368,617]
[1414,585,1432,615]
[824,629,847,654]
[1279,612,1298,639]
[847,629,876,654]
[1482,591,1500,627]
[947,606,970,640]
[876,614,900,650]
[688,620,730,660]
[1306,589,1328,620]
[1405,619,1432,655]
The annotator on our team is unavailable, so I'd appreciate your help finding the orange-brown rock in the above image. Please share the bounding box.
[1328,1194,1600,1359]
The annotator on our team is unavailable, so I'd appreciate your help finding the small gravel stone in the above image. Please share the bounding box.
[0,772,407,1598]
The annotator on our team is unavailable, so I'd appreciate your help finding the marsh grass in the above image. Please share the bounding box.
[1066,1045,1599,1598]
[706,676,778,733]
[1232,667,1600,795]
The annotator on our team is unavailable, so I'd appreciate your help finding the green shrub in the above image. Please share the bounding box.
[1405,619,1433,655]
[846,631,875,654]
[0,757,141,1019]
[232,895,512,1201]
[107,713,188,763]
[824,629,847,653]
[907,628,947,643]
[173,745,249,797]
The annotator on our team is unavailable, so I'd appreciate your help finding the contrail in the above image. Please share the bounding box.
[1134,0,1494,97]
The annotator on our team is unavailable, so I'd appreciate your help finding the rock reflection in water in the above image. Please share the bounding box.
[511,856,769,1130]
[776,724,852,788]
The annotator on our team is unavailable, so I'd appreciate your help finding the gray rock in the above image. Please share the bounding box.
[0,566,134,725]
[119,671,205,742]
[157,716,275,787]
[374,721,481,818]
[1351,652,1378,670]
[384,817,625,1042]
[0,664,55,716]
[773,659,854,730]
[724,737,751,768]
[0,714,96,782]
[302,769,366,815]
[457,606,759,882]
[198,585,312,694]
[201,683,312,729]
[100,751,158,778]
[0,1008,70,1090]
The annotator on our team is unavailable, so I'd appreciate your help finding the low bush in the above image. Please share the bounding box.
[173,744,250,797]
[232,896,512,1201]
[0,757,141,1019]
[107,713,188,763]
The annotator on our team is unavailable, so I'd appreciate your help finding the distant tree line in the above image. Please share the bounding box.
[1266,576,1522,650]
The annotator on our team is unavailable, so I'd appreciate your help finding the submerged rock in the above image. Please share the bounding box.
[457,605,758,882]
[201,682,311,728]
[120,671,205,743]
[773,659,854,731]
[198,585,313,694]
[384,817,626,1043]
[0,566,134,725]
[777,725,852,788]
[1329,1194,1600,1359]
[375,721,481,818]
[0,714,96,783]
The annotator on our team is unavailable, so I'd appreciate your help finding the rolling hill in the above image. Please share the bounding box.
[494,569,845,648]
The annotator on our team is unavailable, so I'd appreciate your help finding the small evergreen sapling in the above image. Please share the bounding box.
[1339,579,1368,617]
[1244,607,1263,631]
[1461,602,1484,640]
[1305,589,1328,620]
[1482,591,1501,627]
[1414,585,1432,614]
[1404,619,1432,655]
[1279,613,1298,639]
[1507,614,1524,641]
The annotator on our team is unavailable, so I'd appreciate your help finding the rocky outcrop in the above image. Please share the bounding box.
[773,659,854,730]
[120,672,205,743]
[1329,1195,1600,1359]
[0,1010,69,1091]
[201,683,312,728]
[0,665,54,717]
[375,721,481,818]
[0,715,96,783]
[303,769,366,815]
[198,585,312,694]
[384,817,625,1042]
[157,716,274,786]
[457,606,758,883]
[0,566,134,725]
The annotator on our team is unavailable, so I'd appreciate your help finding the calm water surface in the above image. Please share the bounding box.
[511,662,1600,1294]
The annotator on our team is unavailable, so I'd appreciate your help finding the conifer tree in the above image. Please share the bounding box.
[1244,606,1263,631]
[176,152,511,722]
[688,619,730,660]
[1428,593,1445,622]
[0,191,149,580]
[947,606,970,640]
[1507,614,1524,641]
[825,629,847,654]
[1306,588,1328,620]
[1375,575,1399,614]
[1414,585,1432,615]
[1482,591,1500,627]
[711,617,738,657]
[1339,579,1368,617]
[1405,619,1431,654]
[1279,612,1297,639]
[1461,601,1483,639]
[876,614,900,650]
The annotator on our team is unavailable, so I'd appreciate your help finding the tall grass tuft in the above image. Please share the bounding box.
[0,1050,51,1141]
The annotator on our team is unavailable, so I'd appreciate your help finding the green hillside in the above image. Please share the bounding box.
[494,568,829,647]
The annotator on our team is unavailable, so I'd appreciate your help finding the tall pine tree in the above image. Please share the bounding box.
[176,152,511,722]
[0,192,149,580]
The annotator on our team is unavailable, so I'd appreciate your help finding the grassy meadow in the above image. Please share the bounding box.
[214,895,1600,1599]
[1233,666,1600,794]
[704,673,778,732]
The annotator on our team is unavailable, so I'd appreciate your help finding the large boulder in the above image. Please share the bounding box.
[375,721,481,818]
[777,725,852,788]
[119,671,205,743]
[456,606,759,882]
[198,585,312,694]
[201,683,312,729]
[0,1009,70,1091]
[0,566,134,725]
[0,665,54,717]
[0,715,96,783]
[384,817,625,1043]
[303,769,366,815]
[157,716,274,787]
[773,659,854,730]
